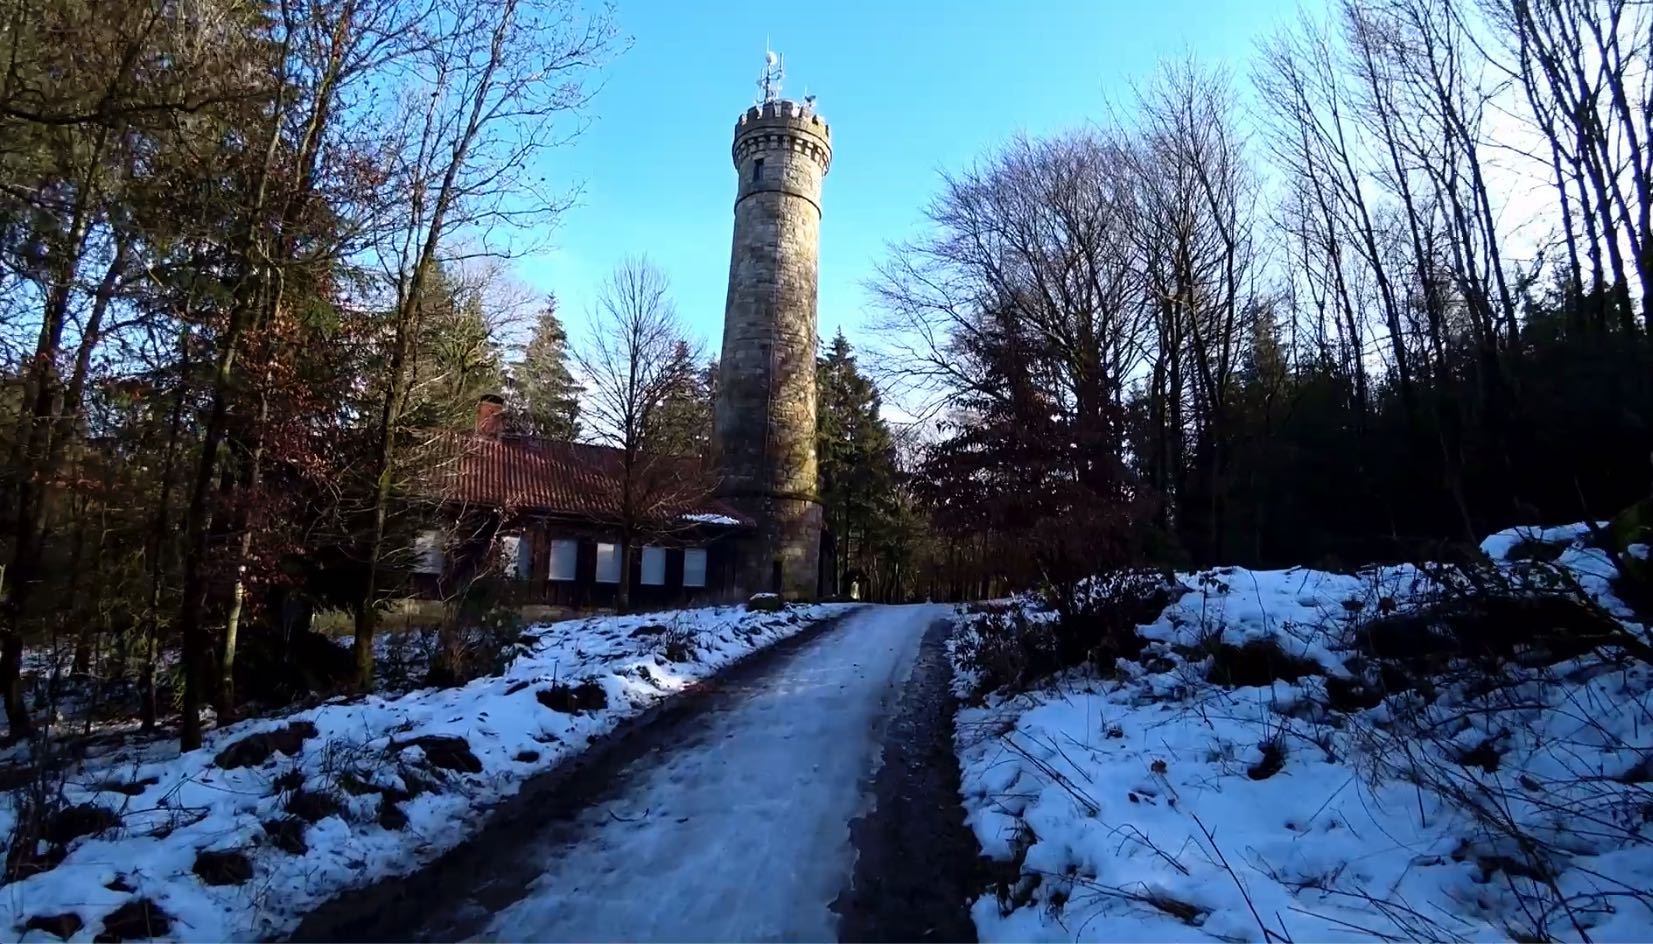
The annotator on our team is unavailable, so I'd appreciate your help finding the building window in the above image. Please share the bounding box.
[683,548,708,588]
[548,538,578,582]
[594,542,620,583]
[498,534,529,579]
[413,530,444,575]
[752,158,764,183]
[640,546,666,586]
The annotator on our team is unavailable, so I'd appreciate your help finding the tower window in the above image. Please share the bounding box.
[752,158,764,183]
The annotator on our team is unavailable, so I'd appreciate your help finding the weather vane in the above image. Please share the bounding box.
[757,42,784,104]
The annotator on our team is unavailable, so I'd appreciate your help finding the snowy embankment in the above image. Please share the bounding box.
[4,602,854,943]
[952,524,1653,942]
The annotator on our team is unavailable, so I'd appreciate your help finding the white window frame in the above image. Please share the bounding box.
[594,542,620,584]
[640,546,666,586]
[548,538,578,582]
[683,547,708,588]
[413,530,445,575]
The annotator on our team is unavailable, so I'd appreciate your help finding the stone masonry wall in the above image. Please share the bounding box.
[712,101,831,599]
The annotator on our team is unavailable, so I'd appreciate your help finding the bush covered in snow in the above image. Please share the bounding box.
[954,573,1188,701]
[952,523,1653,942]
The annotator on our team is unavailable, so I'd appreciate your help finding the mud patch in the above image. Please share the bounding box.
[833,617,983,942]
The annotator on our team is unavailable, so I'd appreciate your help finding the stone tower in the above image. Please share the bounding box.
[712,82,832,600]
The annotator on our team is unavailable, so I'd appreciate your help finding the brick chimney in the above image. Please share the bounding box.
[475,394,505,438]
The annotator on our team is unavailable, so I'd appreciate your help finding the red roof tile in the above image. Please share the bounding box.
[413,432,751,527]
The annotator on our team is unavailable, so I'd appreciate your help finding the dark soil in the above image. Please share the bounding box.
[378,800,409,831]
[1247,739,1288,780]
[284,788,342,823]
[393,734,482,774]
[94,899,171,943]
[46,803,119,845]
[215,721,318,769]
[535,679,608,714]
[193,848,255,886]
[23,912,83,940]
[833,617,983,943]
[263,816,309,854]
[1206,639,1322,687]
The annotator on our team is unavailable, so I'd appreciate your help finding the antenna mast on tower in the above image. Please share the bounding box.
[757,43,784,103]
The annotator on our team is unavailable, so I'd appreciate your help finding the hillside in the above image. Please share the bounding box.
[952,524,1653,942]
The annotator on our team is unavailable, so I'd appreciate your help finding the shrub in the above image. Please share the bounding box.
[747,593,784,613]
[660,624,700,663]
[953,607,1061,699]
[1044,570,1188,675]
[426,588,528,688]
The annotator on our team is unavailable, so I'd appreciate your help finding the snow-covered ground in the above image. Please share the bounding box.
[952,524,1653,943]
[3,602,854,943]
[477,604,948,941]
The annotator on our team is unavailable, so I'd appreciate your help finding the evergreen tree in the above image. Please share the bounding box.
[816,330,901,598]
[403,265,505,431]
[653,342,715,457]
[507,297,582,439]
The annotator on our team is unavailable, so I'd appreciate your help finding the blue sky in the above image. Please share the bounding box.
[518,0,1305,357]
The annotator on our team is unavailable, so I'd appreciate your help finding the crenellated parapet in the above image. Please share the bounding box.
[732,100,832,173]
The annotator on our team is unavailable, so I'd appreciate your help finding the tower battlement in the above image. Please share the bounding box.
[732,101,832,172]
[736,100,832,138]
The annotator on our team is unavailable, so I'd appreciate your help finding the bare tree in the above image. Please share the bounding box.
[351,0,617,690]
[575,257,707,614]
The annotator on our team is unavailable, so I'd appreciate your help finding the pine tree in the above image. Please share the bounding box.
[507,297,582,439]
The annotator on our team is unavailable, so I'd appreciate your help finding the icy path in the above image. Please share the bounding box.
[468,604,948,942]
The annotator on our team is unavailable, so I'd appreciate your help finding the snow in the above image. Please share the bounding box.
[953,524,1653,943]
[1479,521,1600,557]
[481,604,948,941]
[2,602,854,943]
[680,513,742,526]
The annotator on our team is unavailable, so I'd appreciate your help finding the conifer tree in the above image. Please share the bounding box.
[508,297,582,438]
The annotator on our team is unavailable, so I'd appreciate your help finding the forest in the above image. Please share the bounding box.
[837,0,1653,604]
[1,0,1650,752]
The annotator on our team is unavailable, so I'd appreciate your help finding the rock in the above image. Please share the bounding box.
[23,913,83,940]
[393,734,482,774]
[93,900,170,943]
[214,721,319,769]
[192,849,254,886]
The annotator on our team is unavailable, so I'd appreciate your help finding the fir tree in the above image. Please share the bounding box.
[403,265,505,431]
[653,341,715,458]
[816,330,900,598]
[507,297,582,439]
